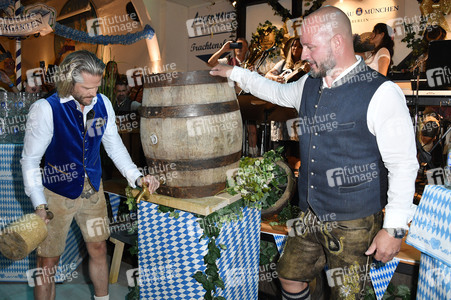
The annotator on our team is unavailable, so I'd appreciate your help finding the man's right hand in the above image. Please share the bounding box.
[35,208,51,224]
[210,64,234,78]
[220,41,233,52]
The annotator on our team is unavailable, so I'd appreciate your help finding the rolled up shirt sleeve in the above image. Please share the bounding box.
[21,99,54,209]
[367,81,419,229]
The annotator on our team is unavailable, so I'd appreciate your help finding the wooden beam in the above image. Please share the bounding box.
[292,0,303,18]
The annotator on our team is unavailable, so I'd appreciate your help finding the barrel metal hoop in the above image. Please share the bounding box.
[146,151,241,171]
[157,182,226,199]
[143,70,228,87]
[139,100,239,118]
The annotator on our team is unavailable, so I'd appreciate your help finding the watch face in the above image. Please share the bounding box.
[385,228,406,238]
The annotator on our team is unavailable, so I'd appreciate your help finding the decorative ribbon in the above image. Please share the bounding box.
[54,22,155,45]
[0,0,155,46]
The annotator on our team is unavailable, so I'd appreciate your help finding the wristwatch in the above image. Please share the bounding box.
[135,176,143,187]
[383,228,406,239]
[35,204,48,210]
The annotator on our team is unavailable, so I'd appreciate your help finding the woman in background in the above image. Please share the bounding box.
[265,38,309,83]
[360,23,394,76]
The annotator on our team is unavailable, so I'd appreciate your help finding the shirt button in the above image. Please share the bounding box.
[311,159,315,162]
[312,145,316,149]
[311,172,314,176]
[310,185,314,189]
[314,105,318,108]
[315,132,318,136]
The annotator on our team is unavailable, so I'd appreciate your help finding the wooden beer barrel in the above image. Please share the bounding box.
[140,70,242,198]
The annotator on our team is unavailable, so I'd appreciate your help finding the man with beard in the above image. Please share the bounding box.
[210,6,418,300]
[21,50,159,300]
[113,79,141,116]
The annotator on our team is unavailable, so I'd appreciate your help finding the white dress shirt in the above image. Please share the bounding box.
[230,56,419,229]
[21,93,142,209]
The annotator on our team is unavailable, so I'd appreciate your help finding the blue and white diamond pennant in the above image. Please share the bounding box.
[272,233,288,254]
[370,258,400,300]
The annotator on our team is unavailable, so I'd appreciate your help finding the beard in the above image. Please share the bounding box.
[309,48,337,78]
[116,94,126,103]
[72,90,94,107]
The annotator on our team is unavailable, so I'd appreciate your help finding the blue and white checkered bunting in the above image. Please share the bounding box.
[0,144,86,282]
[272,233,288,255]
[370,258,400,300]
[406,185,451,265]
[138,200,261,300]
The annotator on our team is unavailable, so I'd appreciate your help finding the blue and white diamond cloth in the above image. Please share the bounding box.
[416,253,451,299]
[406,185,451,299]
[369,258,400,300]
[0,144,85,282]
[138,200,261,300]
[406,185,451,264]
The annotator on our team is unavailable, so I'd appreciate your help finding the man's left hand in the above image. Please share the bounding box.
[365,229,402,263]
[137,175,160,194]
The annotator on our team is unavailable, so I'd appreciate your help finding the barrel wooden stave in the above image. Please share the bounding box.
[141,71,242,199]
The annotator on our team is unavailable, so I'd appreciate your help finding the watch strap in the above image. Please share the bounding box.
[135,176,143,187]
[35,204,48,210]
[383,228,406,239]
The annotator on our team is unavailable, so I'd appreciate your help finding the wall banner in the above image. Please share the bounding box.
[187,1,236,71]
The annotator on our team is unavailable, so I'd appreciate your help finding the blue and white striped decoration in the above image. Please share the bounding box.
[106,192,121,219]
[0,144,85,282]
[14,0,22,91]
[14,39,21,91]
[138,201,261,300]
[369,258,400,300]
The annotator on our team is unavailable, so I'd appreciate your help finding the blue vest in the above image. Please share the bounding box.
[43,93,108,199]
[297,61,389,221]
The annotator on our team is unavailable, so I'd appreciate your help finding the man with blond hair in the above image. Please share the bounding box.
[21,50,159,300]
[211,6,418,300]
